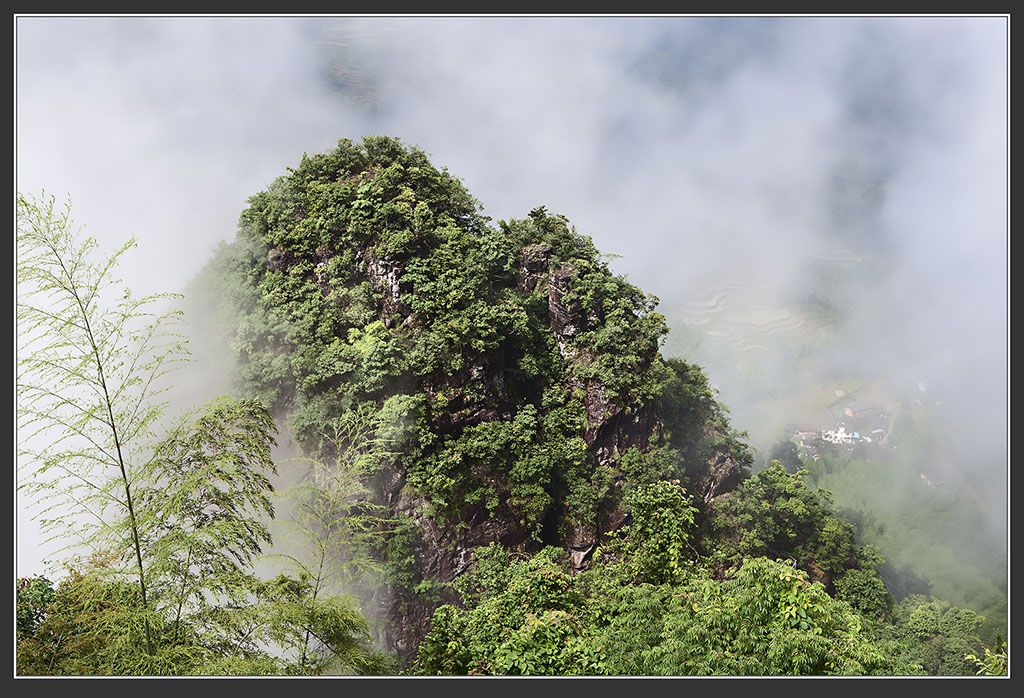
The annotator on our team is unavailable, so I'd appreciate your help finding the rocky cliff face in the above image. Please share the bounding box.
[368,240,632,657]
[369,237,744,660]
[696,448,746,505]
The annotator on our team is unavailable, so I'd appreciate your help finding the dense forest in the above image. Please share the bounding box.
[16,137,1007,676]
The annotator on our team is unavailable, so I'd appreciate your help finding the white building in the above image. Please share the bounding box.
[821,426,855,444]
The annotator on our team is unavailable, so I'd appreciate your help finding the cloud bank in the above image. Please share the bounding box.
[16,15,1007,574]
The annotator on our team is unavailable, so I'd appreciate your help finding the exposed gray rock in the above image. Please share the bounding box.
[519,243,553,292]
[358,249,409,325]
[548,264,585,353]
[698,450,745,504]
[385,483,533,661]
[267,245,288,271]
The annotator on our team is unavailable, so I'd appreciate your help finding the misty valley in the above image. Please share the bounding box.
[16,137,1007,676]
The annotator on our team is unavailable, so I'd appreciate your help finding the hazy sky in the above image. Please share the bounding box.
[16,15,1008,575]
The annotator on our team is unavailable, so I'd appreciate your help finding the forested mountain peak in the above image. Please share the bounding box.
[189,136,756,656]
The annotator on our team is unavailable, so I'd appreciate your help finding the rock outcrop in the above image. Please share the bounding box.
[376,243,662,658]
[697,449,746,505]
[209,138,751,664]
[369,240,746,660]
[358,248,410,326]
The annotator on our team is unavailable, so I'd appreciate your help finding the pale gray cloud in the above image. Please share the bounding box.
[16,15,1007,575]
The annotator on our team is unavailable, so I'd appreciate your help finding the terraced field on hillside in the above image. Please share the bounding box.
[660,246,872,446]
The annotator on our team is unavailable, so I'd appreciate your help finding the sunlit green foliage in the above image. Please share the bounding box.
[413,522,917,675]
[135,398,278,636]
[616,480,698,584]
[642,558,915,676]
[17,196,380,675]
[832,545,892,622]
[413,546,606,676]
[15,556,385,676]
[661,357,753,484]
[196,136,676,540]
[18,191,192,654]
[15,395,384,676]
[835,569,892,622]
[17,559,171,676]
[966,642,1008,676]
[890,595,987,676]
[16,575,54,640]
[705,461,856,581]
